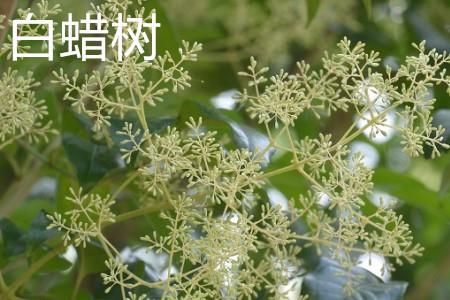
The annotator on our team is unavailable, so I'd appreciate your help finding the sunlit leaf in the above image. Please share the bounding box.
[303,258,407,300]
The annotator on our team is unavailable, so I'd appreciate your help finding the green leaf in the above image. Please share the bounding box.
[46,277,79,299]
[109,116,177,168]
[109,116,176,142]
[303,258,407,300]
[373,168,450,218]
[61,108,91,140]
[229,122,274,163]
[362,0,372,19]
[306,0,321,26]
[144,0,180,55]
[0,218,27,258]
[29,247,72,273]
[62,133,122,190]
[56,173,78,214]
[265,153,309,199]
[10,199,53,229]
[78,245,109,275]
[0,211,59,264]
[178,100,274,160]
[178,100,230,130]
[25,211,58,249]
[439,162,450,195]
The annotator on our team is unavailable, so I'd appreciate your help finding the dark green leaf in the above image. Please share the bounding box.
[79,245,109,275]
[46,277,80,299]
[25,211,58,249]
[62,133,122,190]
[0,218,27,257]
[61,108,91,140]
[1,212,60,265]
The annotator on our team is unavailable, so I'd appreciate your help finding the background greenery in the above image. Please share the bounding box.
[0,0,449,299]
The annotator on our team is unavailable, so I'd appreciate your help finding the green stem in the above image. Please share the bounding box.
[257,162,302,180]
[70,251,85,300]
[0,271,19,300]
